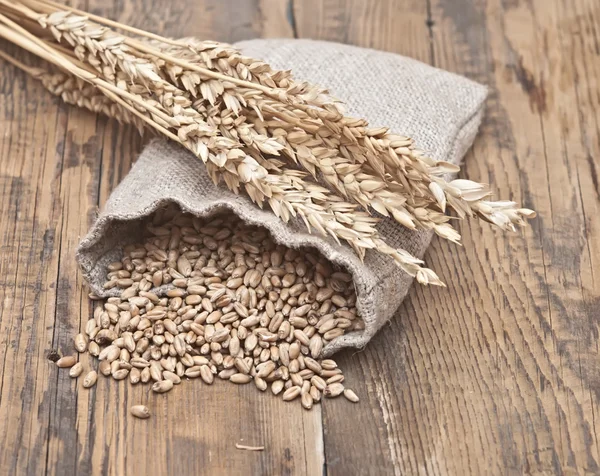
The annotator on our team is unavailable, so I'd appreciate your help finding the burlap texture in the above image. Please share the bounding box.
[77,39,487,356]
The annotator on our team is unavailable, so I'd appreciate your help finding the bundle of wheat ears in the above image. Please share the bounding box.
[0,0,535,286]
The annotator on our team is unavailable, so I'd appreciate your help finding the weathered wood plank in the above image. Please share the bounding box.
[84,0,294,43]
[427,0,600,472]
[294,0,432,63]
[0,50,83,476]
[294,0,600,474]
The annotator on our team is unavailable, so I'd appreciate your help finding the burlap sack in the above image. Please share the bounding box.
[77,39,487,356]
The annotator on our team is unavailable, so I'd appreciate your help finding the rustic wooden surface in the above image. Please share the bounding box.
[0,0,598,474]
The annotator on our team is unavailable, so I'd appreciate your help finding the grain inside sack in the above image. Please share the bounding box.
[62,207,361,413]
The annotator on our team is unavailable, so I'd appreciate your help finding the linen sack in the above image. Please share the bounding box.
[77,39,487,356]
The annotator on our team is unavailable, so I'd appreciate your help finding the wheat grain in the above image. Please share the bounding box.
[130,405,151,419]
[59,210,361,415]
[82,370,98,388]
[69,362,83,378]
[56,355,76,368]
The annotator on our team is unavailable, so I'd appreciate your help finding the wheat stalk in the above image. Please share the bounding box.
[0,42,440,282]
[21,1,535,230]
[0,0,535,287]
[143,30,536,235]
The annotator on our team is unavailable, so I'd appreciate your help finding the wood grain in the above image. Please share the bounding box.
[294,0,600,474]
[294,0,432,62]
[0,0,598,475]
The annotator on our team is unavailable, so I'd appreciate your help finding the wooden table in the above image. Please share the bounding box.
[1,0,598,474]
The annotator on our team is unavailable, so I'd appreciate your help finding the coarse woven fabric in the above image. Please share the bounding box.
[77,38,488,357]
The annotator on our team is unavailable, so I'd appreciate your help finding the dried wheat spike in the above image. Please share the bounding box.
[0,0,536,288]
